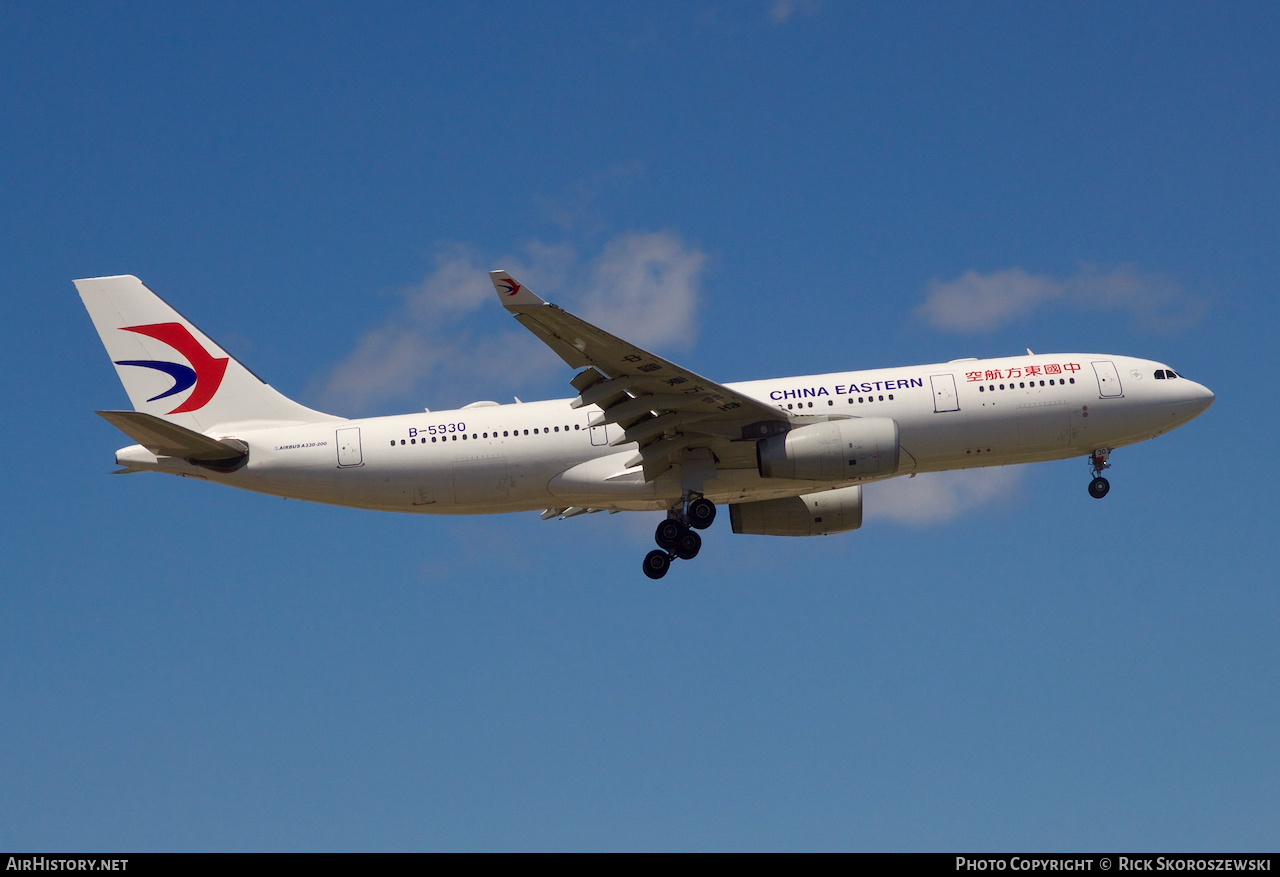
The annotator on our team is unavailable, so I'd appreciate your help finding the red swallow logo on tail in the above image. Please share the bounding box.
[113,323,229,414]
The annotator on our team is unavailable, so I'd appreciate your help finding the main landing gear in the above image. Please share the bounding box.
[642,495,717,579]
[1088,448,1112,499]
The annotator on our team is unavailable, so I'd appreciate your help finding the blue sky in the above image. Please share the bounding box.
[2,1,1277,851]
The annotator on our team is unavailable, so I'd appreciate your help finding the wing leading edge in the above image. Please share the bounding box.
[488,270,792,481]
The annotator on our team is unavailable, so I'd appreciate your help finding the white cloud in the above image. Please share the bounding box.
[317,232,706,415]
[769,0,820,25]
[864,468,1023,526]
[915,265,1206,333]
[914,268,1059,332]
[580,232,704,348]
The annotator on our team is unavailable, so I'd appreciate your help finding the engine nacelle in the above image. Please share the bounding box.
[729,485,864,536]
[756,417,900,481]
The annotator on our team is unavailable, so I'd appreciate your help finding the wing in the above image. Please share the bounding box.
[489,270,792,481]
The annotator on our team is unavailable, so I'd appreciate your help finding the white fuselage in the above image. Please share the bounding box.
[118,353,1214,514]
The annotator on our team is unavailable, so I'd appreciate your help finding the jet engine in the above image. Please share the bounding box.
[756,417,899,481]
[729,484,864,536]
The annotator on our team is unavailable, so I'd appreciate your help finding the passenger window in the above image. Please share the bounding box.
[400,439,406,445]
[1069,378,1075,384]
[888,394,894,400]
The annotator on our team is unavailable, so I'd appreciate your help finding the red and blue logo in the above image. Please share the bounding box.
[114,322,229,414]
[498,278,521,296]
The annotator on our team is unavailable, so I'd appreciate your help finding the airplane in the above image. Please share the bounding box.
[76,272,1214,579]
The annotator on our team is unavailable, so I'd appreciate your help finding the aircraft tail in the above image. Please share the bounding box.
[75,275,340,432]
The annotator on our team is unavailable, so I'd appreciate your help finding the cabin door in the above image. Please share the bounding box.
[930,374,960,412]
[336,427,363,467]
[1092,361,1124,398]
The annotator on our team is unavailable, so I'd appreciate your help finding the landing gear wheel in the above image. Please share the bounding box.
[673,528,702,560]
[655,519,683,550]
[1089,476,1110,499]
[687,497,716,530]
[642,550,671,580]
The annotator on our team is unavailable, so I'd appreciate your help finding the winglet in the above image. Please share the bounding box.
[488,270,546,310]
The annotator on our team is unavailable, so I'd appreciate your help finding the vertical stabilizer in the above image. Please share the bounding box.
[75,275,339,431]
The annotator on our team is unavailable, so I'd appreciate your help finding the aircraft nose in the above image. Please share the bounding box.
[1172,378,1213,419]
[1184,380,1215,417]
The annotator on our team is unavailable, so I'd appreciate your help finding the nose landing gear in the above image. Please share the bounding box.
[1088,448,1112,499]
[641,494,716,579]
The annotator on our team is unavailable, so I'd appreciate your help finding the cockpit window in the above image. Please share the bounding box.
[1167,370,1179,379]
[1155,370,1166,379]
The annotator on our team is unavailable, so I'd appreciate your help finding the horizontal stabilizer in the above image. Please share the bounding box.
[96,410,246,460]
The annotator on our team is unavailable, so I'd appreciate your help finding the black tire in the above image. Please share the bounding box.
[1089,476,1110,499]
[643,550,671,580]
[673,528,702,560]
[687,497,716,530]
[655,518,683,549]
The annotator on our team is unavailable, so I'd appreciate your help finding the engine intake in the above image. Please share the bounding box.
[756,417,899,481]
[729,485,864,536]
